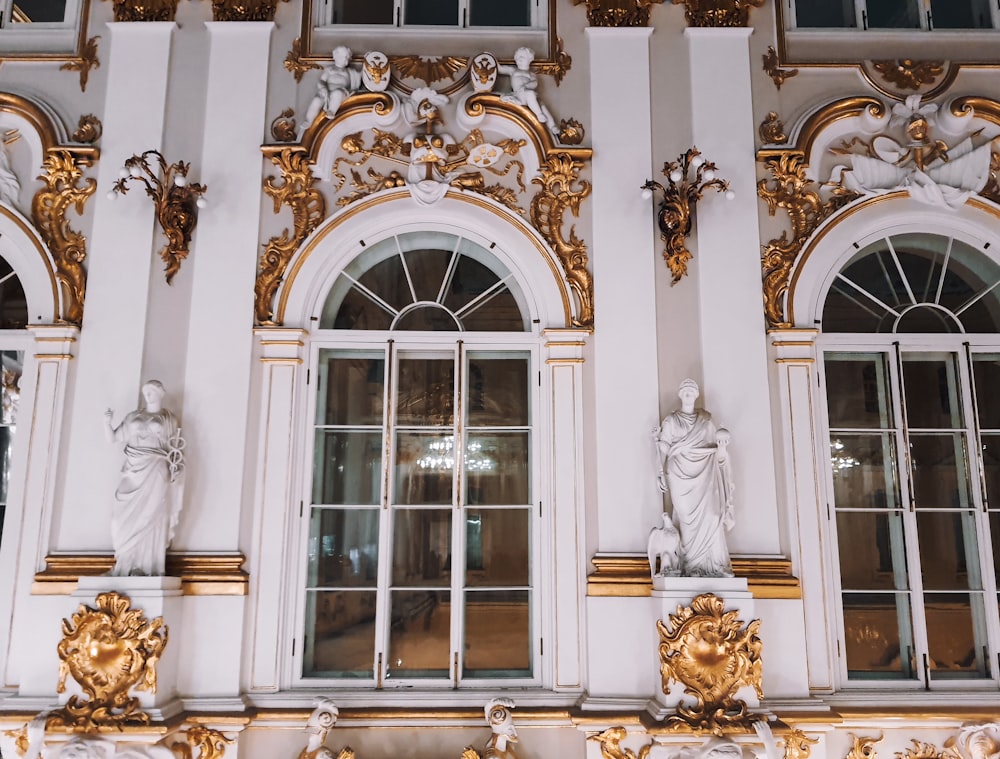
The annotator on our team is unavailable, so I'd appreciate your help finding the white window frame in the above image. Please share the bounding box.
[314,0,546,30]
[0,0,84,55]
[787,0,1000,30]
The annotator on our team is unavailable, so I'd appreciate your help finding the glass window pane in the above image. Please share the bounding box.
[930,0,992,28]
[466,432,529,505]
[866,0,921,27]
[825,355,891,428]
[315,352,384,426]
[837,511,909,590]
[303,590,376,678]
[972,356,1000,429]
[313,431,382,505]
[910,433,970,509]
[830,434,900,510]
[902,356,962,429]
[331,0,393,23]
[395,433,455,504]
[843,592,917,679]
[0,257,27,329]
[460,288,526,332]
[10,0,66,24]
[404,247,452,301]
[1,352,20,427]
[387,590,450,678]
[404,0,458,24]
[463,590,531,677]
[330,283,395,330]
[467,355,529,427]
[991,512,1000,588]
[924,592,990,678]
[396,358,454,426]
[442,252,502,315]
[392,509,451,587]
[466,509,530,587]
[358,255,414,314]
[308,509,379,587]
[795,0,856,26]
[394,306,460,331]
[470,0,530,25]
[917,511,981,590]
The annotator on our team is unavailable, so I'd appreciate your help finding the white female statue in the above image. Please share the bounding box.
[104,380,185,577]
[654,379,735,578]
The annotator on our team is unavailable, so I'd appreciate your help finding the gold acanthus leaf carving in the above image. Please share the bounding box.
[4,724,29,757]
[558,118,585,145]
[71,114,102,144]
[845,735,883,759]
[871,59,944,91]
[48,591,167,730]
[759,112,787,145]
[533,36,572,85]
[392,55,468,85]
[588,727,653,759]
[763,46,798,90]
[176,726,234,759]
[255,149,326,325]
[211,0,288,21]
[31,150,96,325]
[530,153,594,327]
[783,730,819,759]
[104,0,177,21]
[572,0,665,27]
[673,0,764,27]
[285,38,320,83]
[59,36,100,93]
[756,153,854,328]
[271,108,297,143]
[896,741,944,759]
[656,592,763,735]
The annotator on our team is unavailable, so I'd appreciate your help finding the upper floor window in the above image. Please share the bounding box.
[319,0,541,28]
[0,0,83,54]
[792,0,997,29]
[0,254,26,549]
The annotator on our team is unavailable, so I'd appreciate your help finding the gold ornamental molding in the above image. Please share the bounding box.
[759,112,788,145]
[672,0,763,27]
[33,553,249,595]
[657,593,763,734]
[590,726,819,759]
[763,46,798,90]
[211,0,288,20]
[103,0,179,21]
[0,93,99,161]
[570,0,664,27]
[50,591,167,729]
[587,554,801,599]
[59,35,99,93]
[71,114,102,144]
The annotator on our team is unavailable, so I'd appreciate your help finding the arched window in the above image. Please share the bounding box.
[0,253,26,547]
[297,230,538,687]
[819,230,1000,686]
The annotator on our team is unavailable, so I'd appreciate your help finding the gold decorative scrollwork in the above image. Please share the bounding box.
[871,60,944,92]
[759,112,787,146]
[656,593,763,735]
[530,153,594,327]
[4,724,29,757]
[48,591,167,730]
[104,0,177,21]
[178,726,234,759]
[255,149,325,325]
[672,0,763,26]
[589,727,652,759]
[271,108,297,143]
[558,118,585,145]
[31,150,96,325]
[533,36,572,85]
[845,735,882,759]
[285,38,320,83]
[763,47,798,90]
[897,741,944,759]
[571,0,665,27]
[392,55,467,85]
[59,36,100,93]
[71,114,102,144]
[756,153,852,328]
[783,729,819,759]
[211,0,288,20]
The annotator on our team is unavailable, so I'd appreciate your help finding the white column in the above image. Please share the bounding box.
[586,27,662,553]
[0,326,77,690]
[174,22,274,553]
[244,329,306,692]
[770,328,833,693]
[53,22,176,552]
[686,27,781,555]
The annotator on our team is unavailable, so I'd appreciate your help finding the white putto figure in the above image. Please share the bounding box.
[498,47,558,135]
[305,45,362,125]
[104,380,185,577]
[654,379,734,578]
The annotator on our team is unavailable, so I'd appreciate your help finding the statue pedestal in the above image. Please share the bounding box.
[65,576,184,720]
[647,576,759,720]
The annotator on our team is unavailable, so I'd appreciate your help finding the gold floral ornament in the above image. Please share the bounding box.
[844,735,882,759]
[110,150,208,285]
[211,0,289,21]
[871,60,944,92]
[285,38,320,83]
[642,147,733,285]
[532,37,572,86]
[31,150,97,325]
[571,0,665,27]
[672,0,764,27]
[48,591,167,730]
[759,112,787,146]
[255,149,325,325]
[71,114,102,144]
[392,55,467,85]
[104,0,178,22]
[783,730,819,759]
[270,108,297,143]
[172,726,234,759]
[59,36,100,93]
[656,593,763,735]
[762,47,798,90]
[531,154,594,327]
[588,727,652,759]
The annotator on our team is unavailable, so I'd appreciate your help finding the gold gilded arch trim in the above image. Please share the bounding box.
[274,187,573,328]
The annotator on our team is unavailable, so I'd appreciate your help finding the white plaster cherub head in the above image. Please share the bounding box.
[513,47,535,70]
[331,45,352,68]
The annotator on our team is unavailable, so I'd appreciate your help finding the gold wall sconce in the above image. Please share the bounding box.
[641,147,732,285]
[109,151,207,285]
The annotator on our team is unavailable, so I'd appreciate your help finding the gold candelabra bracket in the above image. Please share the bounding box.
[110,150,207,285]
[642,147,732,285]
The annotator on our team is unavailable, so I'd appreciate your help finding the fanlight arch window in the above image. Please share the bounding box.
[0,253,27,549]
[298,230,539,687]
[819,231,1000,687]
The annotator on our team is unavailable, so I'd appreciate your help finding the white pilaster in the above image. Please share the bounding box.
[586,27,662,553]
[175,22,274,554]
[54,22,176,553]
[685,27,781,555]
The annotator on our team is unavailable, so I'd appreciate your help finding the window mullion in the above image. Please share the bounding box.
[452,340,465,686]
[374,341,397,688]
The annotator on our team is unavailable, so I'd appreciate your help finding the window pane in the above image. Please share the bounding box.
[308,509,379,587]
[442,251,503,315]
[466,509,530,587]
[312,431,382,505]
[394,306,460,331]
[395,433,455,504]
[470,0,530,26]
[825,355,891,428]
[460,288,526,332]
[910,433,971,509]
[467,355,529,427]
[924,592,990,678]
[392,509,451,587]
[830,434,900,510]
[837,511,909,590]
[387,590,450,678]
[331,0,393,23]
[10,0,66,23]
[358,255,414,314]
[917,511,981,590]
[404,0,458,24]
[0,257,27,329]
[930,0,992,28]
[397,358,454,426]
[303,590,376,678]
[972,355,1000,429]
[866,0,921,27]
[901,356,962,429]
[330,282,395,330]
[464,590,531,677]
[465,432,530,505]
[795,0,856,26]
[315,353,384,426]
[843,592,917,679]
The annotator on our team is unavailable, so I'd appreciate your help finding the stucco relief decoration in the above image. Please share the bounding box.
[60,36,100,93]
[759,113,787,146]
[571,0,665,28]
[0,129,22,210]
[104,0,178,23]
[762,48,798,91]
[297,699,353,759]
[9,722,231,759]
[48,591,167,730]
[210,0,288,22]
[656,593,763,734]
[32,150,97,325]
[71,115,103,145]
[672,0,764,27]
[463,699,519,759]
[589,728,652,759]
[871,60,945,92]
[844,734,882,759]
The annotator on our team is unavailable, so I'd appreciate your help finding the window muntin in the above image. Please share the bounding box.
[792,0,996,29]
[320,0,538,28]
[0,349,20,541]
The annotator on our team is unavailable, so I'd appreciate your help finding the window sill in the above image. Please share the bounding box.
[822,688,1000,711]
[308,26,548,59]
[782,28,1000,64]
[0,27,80,56]
[246,688,583,712]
